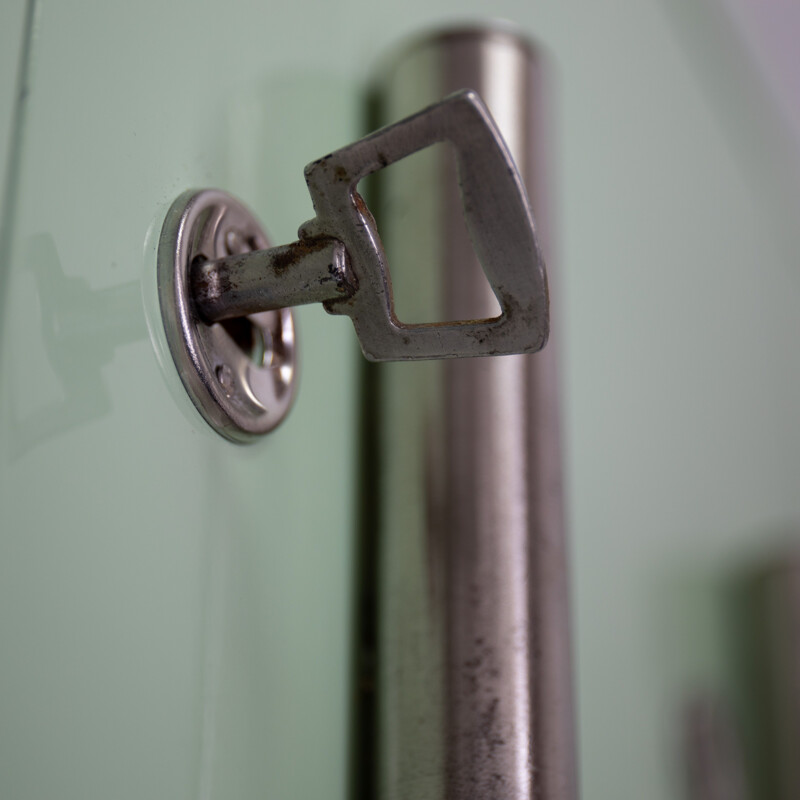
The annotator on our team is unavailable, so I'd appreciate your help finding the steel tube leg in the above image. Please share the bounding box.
[370,27,578,800]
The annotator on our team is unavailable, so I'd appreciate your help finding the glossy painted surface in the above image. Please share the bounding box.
[0,3,358,799]
[1,1,799,799]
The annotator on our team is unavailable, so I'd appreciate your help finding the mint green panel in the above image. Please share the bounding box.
[2,1,800,800]
[0,2,358,799]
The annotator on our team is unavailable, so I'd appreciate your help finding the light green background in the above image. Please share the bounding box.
[2,1,800,799]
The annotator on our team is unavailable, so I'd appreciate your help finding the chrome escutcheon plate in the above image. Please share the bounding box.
[157,189,298,443]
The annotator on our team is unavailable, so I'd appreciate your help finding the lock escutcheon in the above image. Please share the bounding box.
[157,190,298,443]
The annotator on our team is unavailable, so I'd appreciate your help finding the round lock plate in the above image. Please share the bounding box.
[158,189,298,443]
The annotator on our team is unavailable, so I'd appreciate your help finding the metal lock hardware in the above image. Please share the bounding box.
[158,90,549,442]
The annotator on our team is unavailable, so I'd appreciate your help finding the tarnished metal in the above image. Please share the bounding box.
[162,90,548,368]
[192,236,352,323]
[157,189,298,443]
[301,89,549,361]
[359,26,578,800]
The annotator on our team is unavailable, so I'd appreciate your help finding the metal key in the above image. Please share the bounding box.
[158,89,549,439]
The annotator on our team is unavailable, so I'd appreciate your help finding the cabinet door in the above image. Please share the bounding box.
[2,2,798,800]
[0,3,357,799]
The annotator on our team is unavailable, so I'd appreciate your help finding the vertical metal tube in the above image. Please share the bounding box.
[754,556,800,800]
[368,27,577,800]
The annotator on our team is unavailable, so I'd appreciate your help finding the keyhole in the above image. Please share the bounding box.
[220,316,270,367]
[191,253,271,366]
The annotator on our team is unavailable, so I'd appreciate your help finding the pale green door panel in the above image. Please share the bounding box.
[2,1,800,799]
[0,2,358,799]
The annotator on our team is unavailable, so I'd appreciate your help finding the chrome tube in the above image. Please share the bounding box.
[365,27,577,800]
